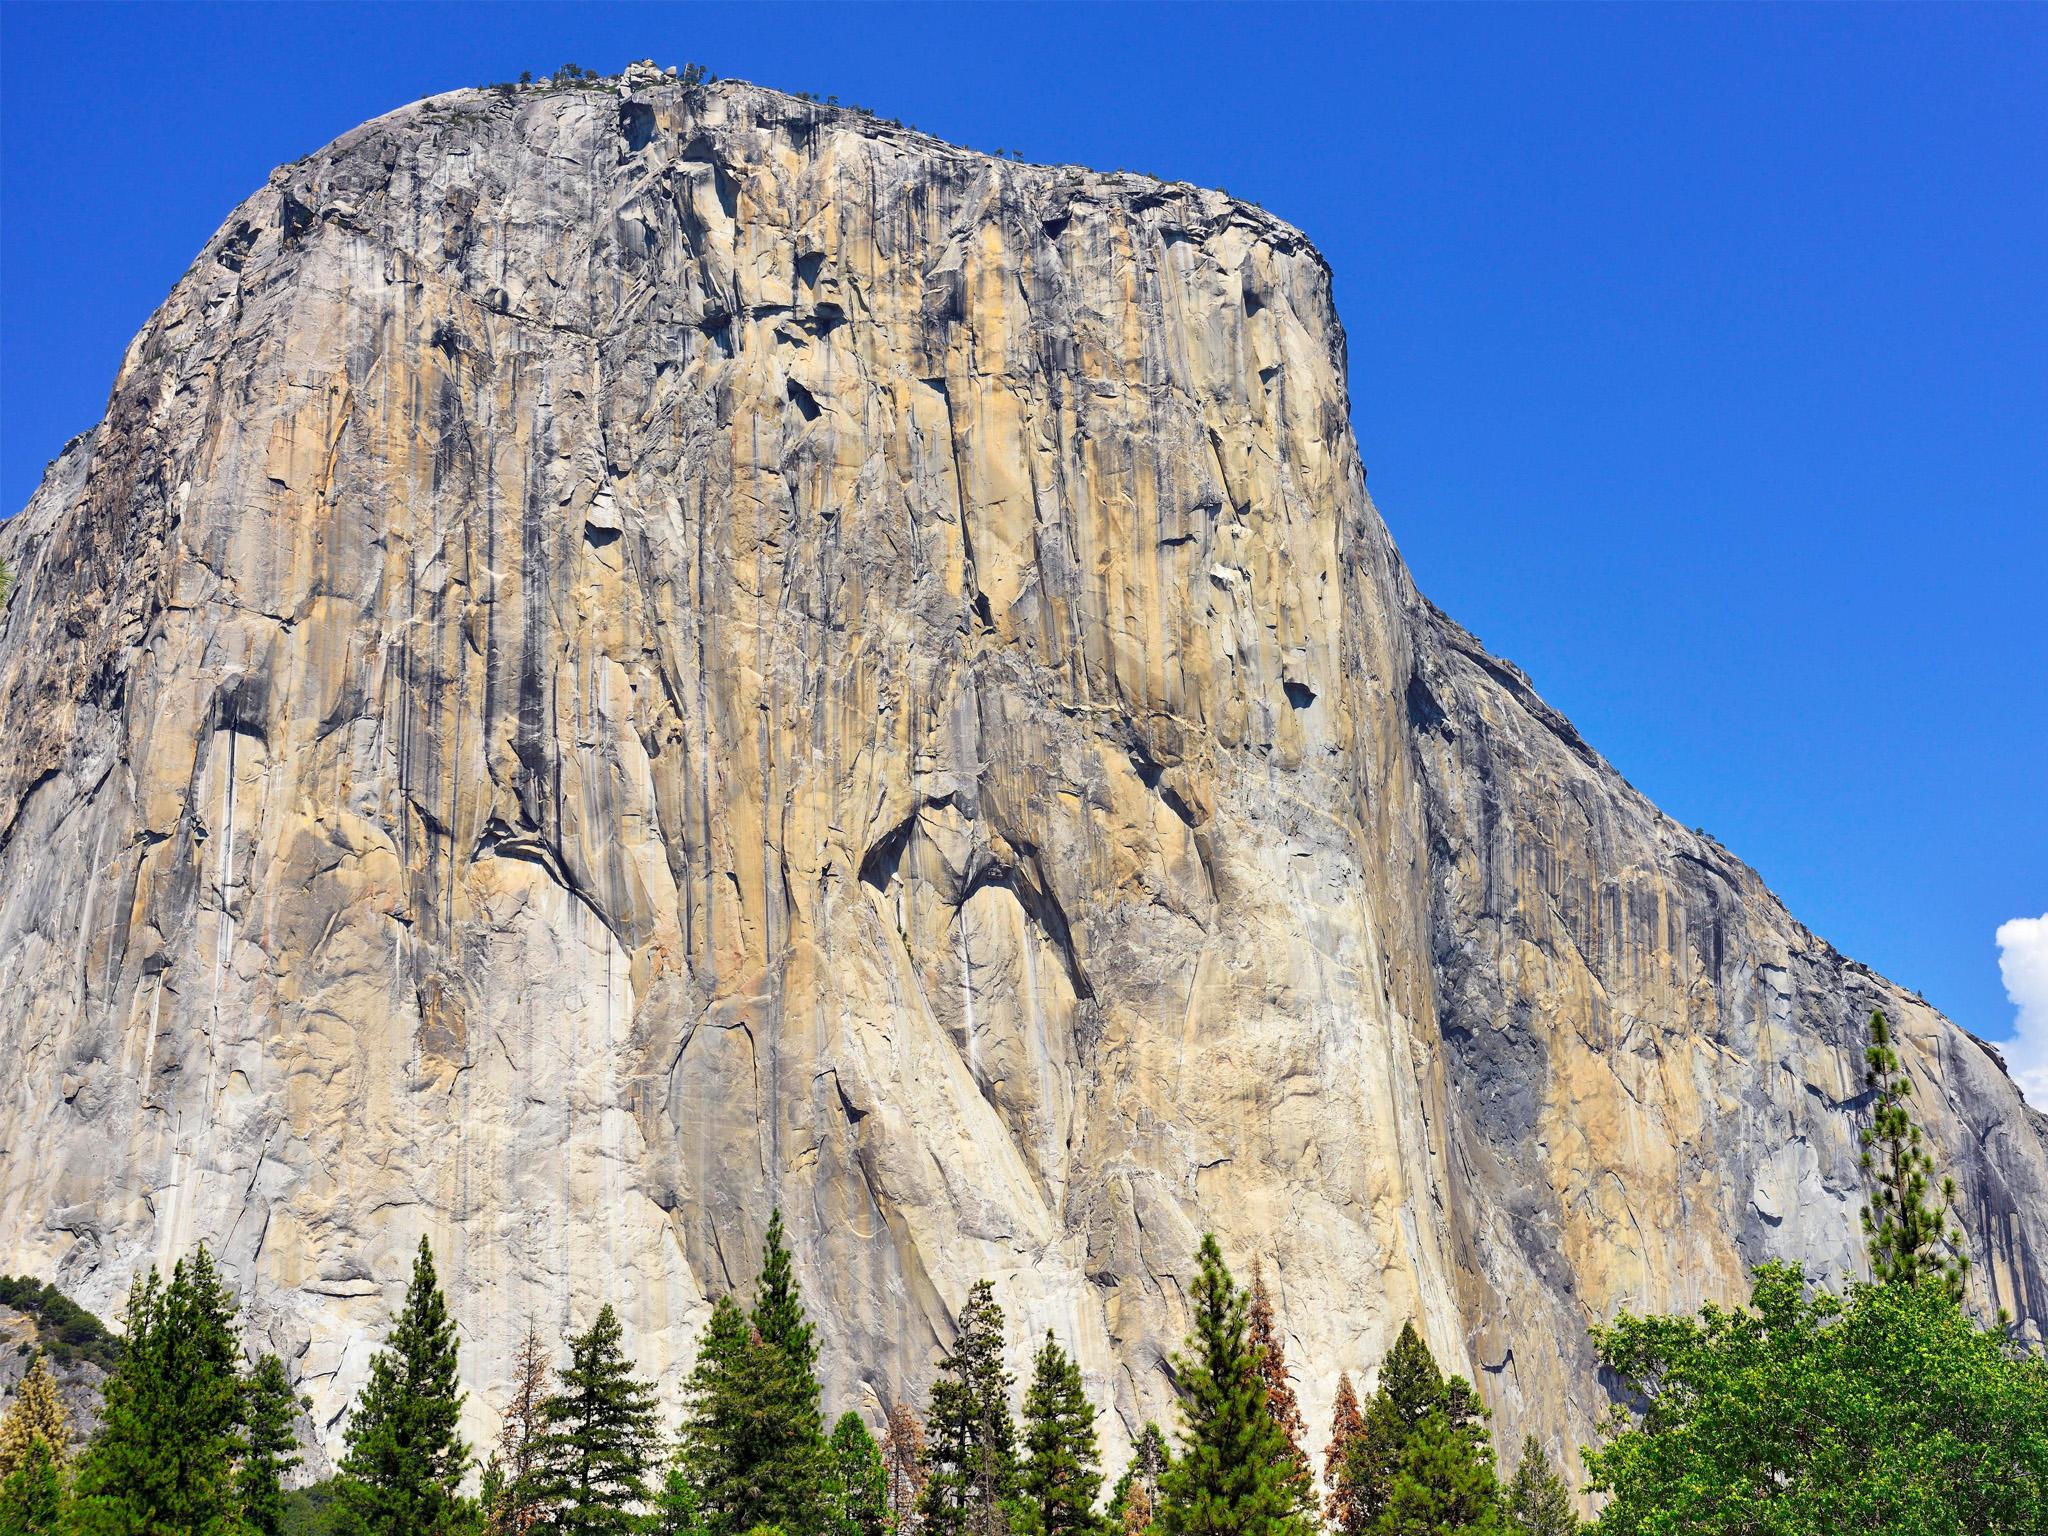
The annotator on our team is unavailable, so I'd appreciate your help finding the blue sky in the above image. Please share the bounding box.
[3,4,2043,1068]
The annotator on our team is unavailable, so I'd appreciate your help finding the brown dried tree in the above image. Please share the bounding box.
[882,1400,930,1533]
[489,1321,553,1534]
[1323,1369,1367,1536]
[1246,1262,1314,1507]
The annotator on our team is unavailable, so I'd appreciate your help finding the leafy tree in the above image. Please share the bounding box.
[1584,1262,2048,1534]
[1243,1269,1311,1516]
[0,1433,64,1533]
[1153,1236,1314,1536]
[881,1403,928,1533]
[335,1237,471,1536]
[533,1305,661,1535]
[1323,1373,1367,1536]
[1017,1334,1103,1536]
[1859,1010,1969,1301]
[0,1354,69,1479]
[920,1280,1019,1536]
[71,1249,246,1536]
[826,1412,891,1536]
[1501,1439,1575,1536]
[487,1323,553,1534]
[1106,1422,1166,1536]
[241,1354,306,1536]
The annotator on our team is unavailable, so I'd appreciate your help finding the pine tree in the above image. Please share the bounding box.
[70,1249,246,1536]
[240,1354,304,1536]
[679,1215,830,1536]
[1153,1236,1314,1536]
[1244,1268,1312,1515]
[335,1237,471,1536]
[1377,1412,1501,1536]
[488,1323,553,1534]
[1501,1439,1575,1536]
[881,1403,928,1534]
[0,1354,69,1478]
[1340,1324,1501,1536]
[1324,1373,1367,1536]
[1018,1334,1103,1536]
[920,1279,1018,1536]
[534,1305,662,1535]
[0,1433,64,1533]
[1107,1423,1166,1536]
[744,1211,828,1533]
[826,1412,891,1536]
[1860,1010,1969,1301]
[648,1462,706,1536]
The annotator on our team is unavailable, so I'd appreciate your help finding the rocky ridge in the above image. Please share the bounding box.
[1,72,2043,1475]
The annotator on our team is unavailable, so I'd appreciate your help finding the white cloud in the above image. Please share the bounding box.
[1996,914,2048,1108]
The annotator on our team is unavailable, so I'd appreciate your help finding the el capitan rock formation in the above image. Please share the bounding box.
[2,71,2043,1471]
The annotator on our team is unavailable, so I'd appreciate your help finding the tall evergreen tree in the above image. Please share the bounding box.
[680,1214,831,1536]
[1017,1333,1103,1536]
[1243,1269,1311,1516]
[1859,1010,1969,1301]
[335,1237,471,1536]
[0,1354,69,1479]
[488,1323,553,1535]
[648,1462,707,1536]
[1107,1423,1167,1536]
[70,1249,246,1536]
[920,1280,1017,1536]
[1323,1373,1367,1536]
[1339,1324,1500,1536]
[744,1210,827,1533]
[534,1305,661,1536]
[239,1354,304,1536]
[826,1412,891,1536]
[1153,1236,1314,1536]
[881,1403,928,1534]
[1500,1439,1575,1536]
[1377,1413,1501,1536]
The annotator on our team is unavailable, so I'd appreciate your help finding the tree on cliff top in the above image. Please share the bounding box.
[1859,1009,1970,1302]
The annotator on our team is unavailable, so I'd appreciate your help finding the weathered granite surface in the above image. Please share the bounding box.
[2,76,2042,1473]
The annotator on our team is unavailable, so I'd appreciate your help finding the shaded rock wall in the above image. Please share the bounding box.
[2,78,2042,1471]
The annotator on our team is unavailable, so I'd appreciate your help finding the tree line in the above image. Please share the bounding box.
[3,1011,2044,1535]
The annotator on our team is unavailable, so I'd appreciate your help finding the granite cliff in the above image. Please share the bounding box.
[2,70,2043,1474]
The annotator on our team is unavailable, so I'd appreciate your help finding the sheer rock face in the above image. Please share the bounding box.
[2,79,2042,1465]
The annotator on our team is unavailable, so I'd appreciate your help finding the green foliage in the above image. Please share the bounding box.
[919,1279,1018,1536]
[0,1433,64,1534]
[825,1413,890,1536]
[1154,1236,1315,1536]
[679,64,707,89]
[1859,1010,1969,1301]
[1329,1323,1501,1536]
[69,1247,246,1536]
[679,1212,829,1536]
[533,1305,661,1535]
[647,1462,706,1536]
[278,1477,347,1535]
[335,1237,471,1536]
[1377,1410,1501,1536]
[1501,1440,1575,1536]
[1585,1262,2048,1534]
[0,1277,120,1373]
[1018,1333,1103,1536]
[240,1354,305,1536]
